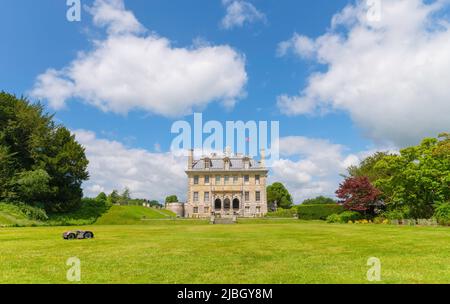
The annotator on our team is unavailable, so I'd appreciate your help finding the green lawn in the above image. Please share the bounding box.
[95,206,175,225]
[1,220,450,283]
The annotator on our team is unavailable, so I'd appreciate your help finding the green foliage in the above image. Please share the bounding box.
[374,134,450,218]
[165,195,179,203]
[149,200,162,208]
[12,169,52,205]
[120,187,131,203]
[326,211,361,223]
[267,182,293,209]
[434,203,450,225]
[108,190,120,205]
[326,213,341,223]
[382,209,408,220]
[0,202,48,221]
[338,211,362,222]
[96,192,107,202]
[266,208,297,218]
[301,196,336,205]
[347,152,391,182]
[0,92,89,212]
[297,204,345,220]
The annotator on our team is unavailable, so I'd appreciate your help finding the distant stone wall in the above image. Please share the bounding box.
[165,202,185,218]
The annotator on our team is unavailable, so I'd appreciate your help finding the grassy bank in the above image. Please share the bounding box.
[0,201,174,227]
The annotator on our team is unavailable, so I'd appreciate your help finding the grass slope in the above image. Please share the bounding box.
[1,220,450,283]
[0,204,42,227]
[95,206,175,225]
[0,211,35,227]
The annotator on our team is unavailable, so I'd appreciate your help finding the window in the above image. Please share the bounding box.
[224,175,229,184]
[193,207,199,214]
[204,192,210,202]
[205,159,210,169]
[256,206,261,213]
[256,191,261,202]
[204,175,210,184]
[194,176,199,185]
[245,206,250,213]
[215,175,221,184]
[244,191,249,201]
[204,207,209,213]
[193,192,199,202]
[255,175,260,184]
[233,175,238,184]
[244,175,249,184]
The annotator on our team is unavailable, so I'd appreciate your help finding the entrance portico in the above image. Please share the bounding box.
[212,193,242,216]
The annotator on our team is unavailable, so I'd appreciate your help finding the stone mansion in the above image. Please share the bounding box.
[179,148,268,218]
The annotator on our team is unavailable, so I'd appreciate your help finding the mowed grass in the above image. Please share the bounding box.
[1,220,450,283]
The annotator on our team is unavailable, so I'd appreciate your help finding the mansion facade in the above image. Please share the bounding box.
[182,149,268,218]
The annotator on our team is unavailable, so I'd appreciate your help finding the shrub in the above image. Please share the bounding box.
[383,209,407,220]
[339,211,361,223]
[0,202,48,221]
[297,204,345,220]
[266,208,297,218]
[15,203,48,221]
[326,213,342,223]
[434,203,450,225]
[326,211,361,224]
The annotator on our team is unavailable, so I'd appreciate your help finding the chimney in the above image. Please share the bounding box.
[260,148,266,167]
[188,149,194,169]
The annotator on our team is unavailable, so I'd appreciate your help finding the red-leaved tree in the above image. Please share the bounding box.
[336,176,382,215]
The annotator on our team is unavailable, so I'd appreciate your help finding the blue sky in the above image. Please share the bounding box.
[1,0,449,201]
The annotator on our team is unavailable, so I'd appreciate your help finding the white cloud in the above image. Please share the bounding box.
[269,136,386,203]
[277,0,450,146]
[276,33,316,58]
[221,0,266,29]
[75,130,186,201]
[31,0,247,117]
[88,0,145,35]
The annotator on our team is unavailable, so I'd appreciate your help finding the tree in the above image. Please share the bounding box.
[267,182,293,209]
[165,195,179,203]
[96,192,107,202]
[302,196,336,205]
[375,134,450,218]
[347,152,392,182]
[149,200,162,208]
[118,187,131,205]
[336,176,382,215]
[0,92,89,212]
[13,169,52,205]
[108,190,120,205]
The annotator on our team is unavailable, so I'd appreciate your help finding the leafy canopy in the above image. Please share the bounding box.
[374,133,450,218]
[302,196,336,205]
[336,176,382,215]
[165,195,179,203]
[0,92,89,212]
[267,182,293,209]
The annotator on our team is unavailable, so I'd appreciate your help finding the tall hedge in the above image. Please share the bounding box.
[297,204,345,220]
